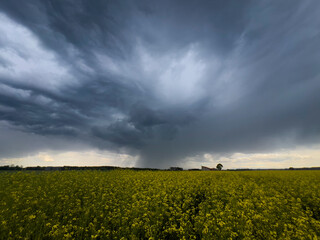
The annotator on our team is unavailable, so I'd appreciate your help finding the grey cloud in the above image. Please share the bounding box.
[0,122,89,161]
[0,0,320,167]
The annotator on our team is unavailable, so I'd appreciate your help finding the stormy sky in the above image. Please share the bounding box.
[0,0,320,168]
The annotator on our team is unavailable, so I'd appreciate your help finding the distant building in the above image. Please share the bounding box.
[201,166,218,171]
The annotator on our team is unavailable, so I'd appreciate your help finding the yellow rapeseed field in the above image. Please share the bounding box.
[0,170,319,239]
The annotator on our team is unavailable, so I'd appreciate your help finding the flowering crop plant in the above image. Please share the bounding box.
[0,170,319,239]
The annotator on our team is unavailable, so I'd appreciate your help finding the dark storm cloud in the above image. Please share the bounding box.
[0,121,90,160]
[0,0,320,167]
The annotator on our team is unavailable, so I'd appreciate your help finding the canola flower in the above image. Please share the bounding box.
[0,170,319,239]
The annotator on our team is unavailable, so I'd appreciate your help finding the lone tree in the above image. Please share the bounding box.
[216,163,223,171]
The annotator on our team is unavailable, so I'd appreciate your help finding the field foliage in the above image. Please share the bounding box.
[0,170,320,239]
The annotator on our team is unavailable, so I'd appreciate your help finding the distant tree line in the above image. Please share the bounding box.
[0,165,23,171]
[1,165,319,171]
[0,165,162,171]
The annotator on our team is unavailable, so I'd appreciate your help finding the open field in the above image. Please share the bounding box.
[1,170,320,239]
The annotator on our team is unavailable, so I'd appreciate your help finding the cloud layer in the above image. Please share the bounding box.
[0,0,320,167]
